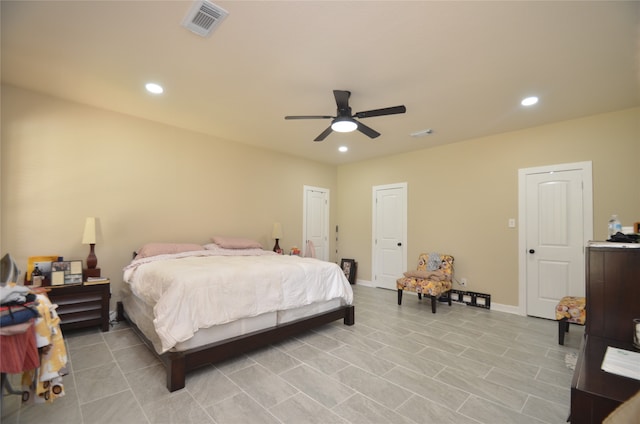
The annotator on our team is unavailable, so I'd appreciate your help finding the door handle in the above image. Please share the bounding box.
[397,242,402,247]
[529,249,535,254]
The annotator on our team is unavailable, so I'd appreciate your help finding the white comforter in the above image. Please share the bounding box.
[123,250,353,353]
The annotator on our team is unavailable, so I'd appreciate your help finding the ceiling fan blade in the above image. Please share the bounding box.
[285,115,333,120]
[333,90,351,110]
[355,105,406,119]
[356,121,381,139]
[314,126,333,142]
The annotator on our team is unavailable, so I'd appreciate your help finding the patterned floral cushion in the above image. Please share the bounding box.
[555,296,586,324]
[397,253,454,297]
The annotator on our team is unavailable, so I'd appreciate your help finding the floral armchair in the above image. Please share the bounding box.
[397,253,454,313]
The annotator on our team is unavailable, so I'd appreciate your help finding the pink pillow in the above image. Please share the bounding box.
[135,243,203,259]
[211,236,262,249]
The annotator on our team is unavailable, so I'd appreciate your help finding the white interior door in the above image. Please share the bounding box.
[372,183,407,290]
[303,186,329,261]
[519,162,593,318]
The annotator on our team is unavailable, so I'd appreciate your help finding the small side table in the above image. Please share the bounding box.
[46,280,111,332]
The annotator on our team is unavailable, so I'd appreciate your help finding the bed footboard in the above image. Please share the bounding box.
[117,301,354,392]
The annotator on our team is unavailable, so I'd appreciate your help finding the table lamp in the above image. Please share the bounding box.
[272,223,282,253]
[82,217,101,278]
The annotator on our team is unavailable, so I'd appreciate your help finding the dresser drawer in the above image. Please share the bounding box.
[47,282,111,332]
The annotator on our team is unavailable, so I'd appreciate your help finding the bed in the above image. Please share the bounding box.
[116,239,355,392]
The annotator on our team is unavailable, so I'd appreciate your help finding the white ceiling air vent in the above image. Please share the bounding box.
[182,0,228,37]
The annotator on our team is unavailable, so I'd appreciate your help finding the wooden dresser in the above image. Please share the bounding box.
[570,242,640,423]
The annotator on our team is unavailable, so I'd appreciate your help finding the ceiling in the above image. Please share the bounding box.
[2,1,639,165]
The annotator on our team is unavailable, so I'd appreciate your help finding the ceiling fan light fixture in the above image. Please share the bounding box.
[331,117,357,133]
[285,90,406,141]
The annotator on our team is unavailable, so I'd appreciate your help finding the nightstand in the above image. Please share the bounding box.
[46,281,111,332]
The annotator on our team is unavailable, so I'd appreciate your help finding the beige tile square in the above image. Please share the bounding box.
[112,343,159,373]
[80,390,147,424]
[75,362,128,404]
[280,364,354,408]
[269,392,347,424]
[206,392,280,424]
[68,341,113,372]
[334,366,412,410]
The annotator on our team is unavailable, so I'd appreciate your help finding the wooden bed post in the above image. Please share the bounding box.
[166,352,186,392]
[344,305,355,325]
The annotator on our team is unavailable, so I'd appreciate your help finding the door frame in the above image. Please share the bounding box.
[303,185,330,261]
[372,182,407,289]
[517,161,593,316]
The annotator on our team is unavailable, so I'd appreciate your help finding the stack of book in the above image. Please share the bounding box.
[84,277,110,285]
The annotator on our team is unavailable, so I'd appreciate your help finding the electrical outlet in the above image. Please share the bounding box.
[460,278,467,286]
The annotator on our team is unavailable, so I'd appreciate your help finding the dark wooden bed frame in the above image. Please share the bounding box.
[116,301,354,392]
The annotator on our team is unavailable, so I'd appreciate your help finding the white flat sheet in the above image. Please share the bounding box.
[121,284,343,354]
[124,252,353,353]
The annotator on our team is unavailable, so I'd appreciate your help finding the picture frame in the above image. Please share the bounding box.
[340,258,357,284]
[27,255,60,282]
[51,260,83,285]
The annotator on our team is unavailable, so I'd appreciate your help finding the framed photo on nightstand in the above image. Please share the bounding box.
[52,260,83,285]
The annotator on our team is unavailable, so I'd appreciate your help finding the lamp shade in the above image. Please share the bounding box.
[82,217,97,244]
[272,223,283,239]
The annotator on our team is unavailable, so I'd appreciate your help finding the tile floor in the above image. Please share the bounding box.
[1,285,583,423]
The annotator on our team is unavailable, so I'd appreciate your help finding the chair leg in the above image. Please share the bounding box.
[430,295,437,313]
[447,290,452,307]
[397,289,403,305]
[558,319,568,345]
[417,293,422,300]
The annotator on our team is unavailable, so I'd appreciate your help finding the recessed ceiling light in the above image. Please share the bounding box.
[521,96,538,106]
[338,146,348,153]
[145,83,164,94]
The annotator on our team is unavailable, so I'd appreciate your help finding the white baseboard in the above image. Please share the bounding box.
[355,281,524,316]
[484,302,523,315]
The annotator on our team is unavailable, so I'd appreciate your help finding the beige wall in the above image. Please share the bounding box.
[336,107,639,306]
[1,85,337,303]
[2,84,638,311]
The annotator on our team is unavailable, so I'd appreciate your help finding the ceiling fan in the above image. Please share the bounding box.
[285,90,406,142]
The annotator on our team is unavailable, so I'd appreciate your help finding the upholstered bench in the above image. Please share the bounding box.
[555,296,586,345]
